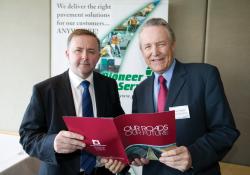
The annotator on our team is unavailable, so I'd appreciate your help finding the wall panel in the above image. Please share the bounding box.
[0,0,50,131]
[205,0,250,165]
[169,0,207,63]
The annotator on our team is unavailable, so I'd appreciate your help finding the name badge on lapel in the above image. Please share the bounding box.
[169,105,190,119]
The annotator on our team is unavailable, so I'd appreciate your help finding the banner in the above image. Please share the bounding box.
[51,0,169,113]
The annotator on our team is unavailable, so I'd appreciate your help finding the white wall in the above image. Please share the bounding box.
[0,0,50,132]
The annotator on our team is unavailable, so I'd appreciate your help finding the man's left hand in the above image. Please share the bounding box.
[101,158,126,174]
[159,146,192,172]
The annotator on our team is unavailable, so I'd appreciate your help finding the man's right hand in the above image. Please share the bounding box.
[54,130,85,153]
[131,158,150,166]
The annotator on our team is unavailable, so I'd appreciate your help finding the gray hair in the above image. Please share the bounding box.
[140,18,176,44]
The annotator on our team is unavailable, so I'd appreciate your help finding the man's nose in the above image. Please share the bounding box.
[81,51,88,60]
[152,45,159,56]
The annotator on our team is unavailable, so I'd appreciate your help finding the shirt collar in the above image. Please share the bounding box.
[68,69,94,89]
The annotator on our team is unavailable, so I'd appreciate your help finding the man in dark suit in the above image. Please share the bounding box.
[131,18,239,175]
[19,29,127,175]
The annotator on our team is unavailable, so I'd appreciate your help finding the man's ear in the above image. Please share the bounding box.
[65,50,69,59]
[139,44,142,51]
[171,41,176,51]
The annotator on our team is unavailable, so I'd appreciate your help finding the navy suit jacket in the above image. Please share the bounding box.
[19,71,124,175]
[132,60,239,175]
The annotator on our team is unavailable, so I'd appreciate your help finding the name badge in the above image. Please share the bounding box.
[169,105,190,119]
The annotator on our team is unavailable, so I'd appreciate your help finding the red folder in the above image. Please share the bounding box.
[63,111,176,164]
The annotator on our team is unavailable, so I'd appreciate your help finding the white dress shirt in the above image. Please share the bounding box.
[69,69,104,168]
[68,69,97,117]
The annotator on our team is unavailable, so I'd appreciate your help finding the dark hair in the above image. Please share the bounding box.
[140,18,176,44]
[67,29,101,50]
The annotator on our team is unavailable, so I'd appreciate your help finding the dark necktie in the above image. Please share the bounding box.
[80,80,96,175]
[81,80,93,117]
[157,75,168,112]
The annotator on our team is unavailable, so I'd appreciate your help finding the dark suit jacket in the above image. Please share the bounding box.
[19,71,124,175]
[132,60,239,175]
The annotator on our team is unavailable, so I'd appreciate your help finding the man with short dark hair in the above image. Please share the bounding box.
[19,29,126,175]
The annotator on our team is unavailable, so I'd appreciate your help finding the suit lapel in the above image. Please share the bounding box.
[167,61,187,108]
[58,71,76,116]
[145,76,155,113]
[93,72,104,117]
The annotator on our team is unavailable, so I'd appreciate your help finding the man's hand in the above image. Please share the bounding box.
[159,146,192,172]
[54,130,85,153]
[101,158,126,174]
[131,158,149,166]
